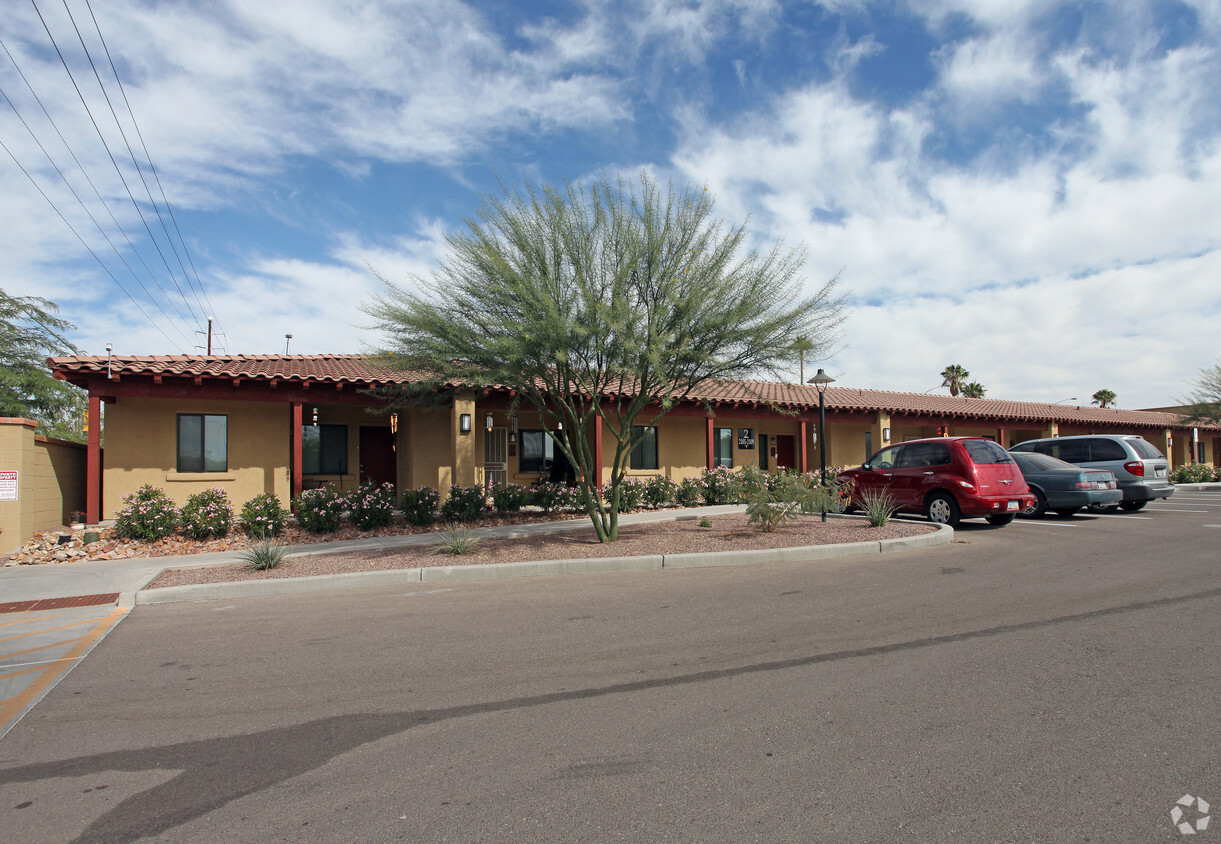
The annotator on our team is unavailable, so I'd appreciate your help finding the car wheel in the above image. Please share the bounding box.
[1021,489,1047,518]
[1053,507,1081,517]
[1119,500,1147,512]
[924,492,961,527]
[1088,503,1120,513]
[985,513,1015,526]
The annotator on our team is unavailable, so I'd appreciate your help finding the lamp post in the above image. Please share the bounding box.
[807,368,836,522]
[1053,397,1078,404]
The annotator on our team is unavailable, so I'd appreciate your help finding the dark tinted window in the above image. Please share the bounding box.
[1013,452,1074,471]
[177,414,227,473]
[519,429,555,473]
[1054,440,1091,463]
[1087,438,1127,461]
[898,442,952,467]
[963,439,1013,464]
[303,424,347,475]
[630,426,658,470]
[1127,438,1164,459]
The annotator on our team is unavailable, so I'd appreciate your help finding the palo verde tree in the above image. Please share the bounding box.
[365,172,846,542]
[940,364,969,397]
[0,289,83,440]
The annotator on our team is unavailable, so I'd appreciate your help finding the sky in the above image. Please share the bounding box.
[2,0,1218,408]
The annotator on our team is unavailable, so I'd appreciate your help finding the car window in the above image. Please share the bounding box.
[1087,438,1127,461]
[1127,438,1164,459]
[1054,440,1090,463]
[962,439,1013,464]
[869,445,902,469]
[1013,452,1072,471]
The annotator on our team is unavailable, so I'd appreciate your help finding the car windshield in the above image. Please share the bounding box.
[1127,438,1164,459]
[963,439,1013,464]
[1012,452,1076,471]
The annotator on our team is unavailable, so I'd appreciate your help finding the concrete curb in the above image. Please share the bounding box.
[131,523,954,605]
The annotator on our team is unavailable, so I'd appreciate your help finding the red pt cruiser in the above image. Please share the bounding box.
[837,436,1035,527]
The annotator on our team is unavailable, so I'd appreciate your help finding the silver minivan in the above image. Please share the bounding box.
[1009,434,1174,512]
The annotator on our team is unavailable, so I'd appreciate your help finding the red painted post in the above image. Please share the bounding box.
[594,416,604,489]
[291,402,303,502]
[800,419,808,473]
[86,391,101,524]
[706,416,714,470]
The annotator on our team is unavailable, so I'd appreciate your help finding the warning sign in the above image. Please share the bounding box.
[0,471,16,501]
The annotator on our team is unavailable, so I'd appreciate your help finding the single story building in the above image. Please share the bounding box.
[47,354,1221,523]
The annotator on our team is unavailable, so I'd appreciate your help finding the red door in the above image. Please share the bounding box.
[775,435,796,470]
[359,426,396,489]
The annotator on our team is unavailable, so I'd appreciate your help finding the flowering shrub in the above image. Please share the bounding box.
[292,485,347,533]
[602,476,647,512]
[113,484,178,540]
[348,481,397,531]
[400,486,440,526]
[490,482,531,513]
[1171,463,1219,483]
[643,475,678,509]
[240,492,287,537]
[179,488,234,539]
[531,482,582,514]
[700,466,742,505]
[675,477,704,507]
[440,484,487,522]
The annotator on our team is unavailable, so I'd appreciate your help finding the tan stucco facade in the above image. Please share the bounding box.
[0,419,87,551]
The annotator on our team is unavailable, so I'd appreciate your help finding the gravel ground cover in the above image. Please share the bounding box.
[145,514,935,589]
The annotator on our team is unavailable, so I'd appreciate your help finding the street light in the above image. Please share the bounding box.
[1053,397,1078,404]
[807,368,836,522]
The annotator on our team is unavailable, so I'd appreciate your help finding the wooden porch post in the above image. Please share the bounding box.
[594,415,604,489]
[291,402,303,502]
[86,391,101,524]
[706,415,714,470]
[800,419,808,473]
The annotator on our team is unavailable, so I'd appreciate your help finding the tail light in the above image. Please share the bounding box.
[1124,461,1145,477]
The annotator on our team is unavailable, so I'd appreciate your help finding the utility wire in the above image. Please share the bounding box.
[82,0,224,350]
[0,77,197,347]
[28,0,206,339]
[52,0,208,332]
[0,136,188,352]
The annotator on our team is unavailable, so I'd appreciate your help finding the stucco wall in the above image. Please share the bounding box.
[0,419,87,552]
[102,397,292,518]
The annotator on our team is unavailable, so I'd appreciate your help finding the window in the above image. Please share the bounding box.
[961,440,1011,465]
[520,429,555,473]
[303,424,348,474]
[630,426,658,470]
[714,427,733,468]
[1086,438,1127,461]
[177,414,227,473]
[760,435,769,470]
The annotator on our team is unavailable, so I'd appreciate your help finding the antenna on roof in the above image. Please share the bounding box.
[285,334,293,355]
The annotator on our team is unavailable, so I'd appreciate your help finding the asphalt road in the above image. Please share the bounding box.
[1,492,1219,843]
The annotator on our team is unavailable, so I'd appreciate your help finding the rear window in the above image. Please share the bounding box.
[962,439,1013,464]
[1127,438,1164,459]
[1013,452,1074,471]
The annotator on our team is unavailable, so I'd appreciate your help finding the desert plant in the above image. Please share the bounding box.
[430,523,482,555]
[400,486,440,526]
[348,481,397,530]
[675,476,704,507]
[292,485,347,533]
[490,481,531,514]
[440,484,488,522]
[240,534,288,570]
[698,516,711,527]
[1171,463,1218,484]
[239,492,287,537]
[531,481,582,514]
[604,476,647,512]
[859,487,897,527]
[643,475,678,509]
[700,466,742,505]
[179,487,234,539]
[113,485,179,541]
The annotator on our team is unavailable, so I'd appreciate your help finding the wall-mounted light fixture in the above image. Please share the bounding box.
[311,407,318,427]
[459,413,472,433]
[486,414,494,431]
[882,427,891,442]
[389,413,398,451]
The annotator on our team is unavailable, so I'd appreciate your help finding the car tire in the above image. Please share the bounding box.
[1053,507,1082,517]
[985,513,1015,526]
[1021,489,1047,518]
[1119,500,1147,512]
[924,492,961,527]
[1088,503,1120,513]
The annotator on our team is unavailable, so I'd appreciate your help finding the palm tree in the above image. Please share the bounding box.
[962,382,986,398]
[791,336,815,384]
[940,364,970,397]
[1092,389,1116,408]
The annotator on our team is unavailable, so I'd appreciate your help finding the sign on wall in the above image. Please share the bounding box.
[738,428,755,449]
[0,471,17,501]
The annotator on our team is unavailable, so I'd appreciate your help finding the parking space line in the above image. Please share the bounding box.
[1091,514,1153,520]
[1010,520,1078,528]
[0,616,109,644]
[1146,509,1208,513]
[0,613,66,630]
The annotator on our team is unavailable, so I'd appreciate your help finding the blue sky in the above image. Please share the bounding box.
[2,0,1218,407]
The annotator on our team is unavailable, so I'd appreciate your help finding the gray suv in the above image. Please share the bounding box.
[1009,434,1174,512]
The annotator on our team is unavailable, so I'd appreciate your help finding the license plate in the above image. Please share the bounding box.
[1156,468,1166,477]
[1007,500,1020,511]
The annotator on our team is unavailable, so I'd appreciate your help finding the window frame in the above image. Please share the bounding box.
[519,429,557,474]
[302,423,349,475]
[713,427,733,468]
[629,425,659,471]
[176,413,228,473]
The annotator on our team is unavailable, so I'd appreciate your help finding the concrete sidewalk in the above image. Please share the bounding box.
[0,506,748,606]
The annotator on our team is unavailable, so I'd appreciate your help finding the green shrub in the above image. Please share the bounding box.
[292,485,347,533]
[643,475,678,509]
[241,536,288,570]
[531,482,581,514]
[348,481,397,530]
[675,477,704,507]
[859,487,897,527]
[1171,463,1218,484]
[701,466,742,505]
[400,486,440,526]
[490,482,531,514]
[429,523,482,555]
[440,484,487,522]
[603,477,646,512]
[179,488,234,539]
[113,485,179,541]
[239,492,287,537]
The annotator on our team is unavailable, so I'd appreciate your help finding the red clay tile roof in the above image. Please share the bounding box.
[48,354,1218,432]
